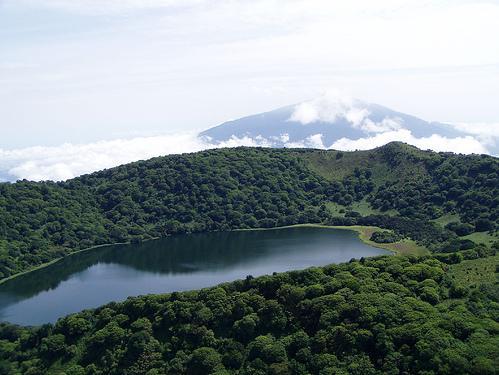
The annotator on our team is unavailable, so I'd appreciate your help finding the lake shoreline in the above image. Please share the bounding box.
[236,224,427,256]
[0,224,426,285]
[0,241,132,285]
[1,225,392,326]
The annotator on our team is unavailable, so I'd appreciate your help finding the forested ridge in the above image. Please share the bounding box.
[0,143,498,374]
[0,143,497,279]
[0,254,497,374]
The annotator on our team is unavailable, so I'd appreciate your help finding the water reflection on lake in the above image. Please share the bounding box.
[0,227,388,325]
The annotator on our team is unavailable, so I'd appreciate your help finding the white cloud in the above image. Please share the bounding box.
[289,90,360,125]
[288,91,402,133]
[289,102,321,124]
[0,129,491,182]
[0,133,200,181]
[1,132,330,181]
[286,92,497,153]
[0,133,256,181]
[451,122,499,138]
[2,1,499,148]
[10,0,204,14]
[330,129,489,154]
[345,107,370,129]
[284,134,326,149]
[359,118,402,133]
[444,122,498,153]
[2,132,304,181]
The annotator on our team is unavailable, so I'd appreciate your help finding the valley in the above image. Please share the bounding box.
[3,1,497,373]
[0,143,496,280]
[0,143,497,374]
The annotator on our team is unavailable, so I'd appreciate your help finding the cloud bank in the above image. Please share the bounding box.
[0,133,260,182]
[0,93,495,182]
[283,91,497,155]
[330,130,489,154]
[0,129,494,182]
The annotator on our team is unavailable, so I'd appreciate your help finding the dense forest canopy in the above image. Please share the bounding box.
[0,254,497,374]
[0,143,497,374]
[0,143,497,279]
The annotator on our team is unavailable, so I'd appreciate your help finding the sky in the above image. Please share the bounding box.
[0,0,498,180]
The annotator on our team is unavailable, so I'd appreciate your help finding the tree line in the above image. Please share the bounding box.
[0,253,497,374]
[0,144,497,279]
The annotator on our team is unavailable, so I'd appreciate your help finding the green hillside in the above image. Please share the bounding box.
[302,143,431,184]
[0,253,497,374]
[0,144,498,374]
[0,143,497,280]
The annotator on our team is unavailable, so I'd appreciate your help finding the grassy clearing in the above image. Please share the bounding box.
[325,200,398,218]
[431,214,498,245]
[432,213,460,227]
[302,144,432,187]
[381,239,428,256]
[325,202,347,216]
[330,225,428,256]
[302,150,372,182]
[448,254,499,287]
[351,200,399,216]
[461,231,498,246]
[349,200,379,216]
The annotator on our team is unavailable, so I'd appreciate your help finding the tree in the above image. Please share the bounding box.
[475,218,494,232]
[40,334,67,360]
[187,347,222,374]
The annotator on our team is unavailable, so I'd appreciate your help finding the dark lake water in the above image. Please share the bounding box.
[0,227,388,325]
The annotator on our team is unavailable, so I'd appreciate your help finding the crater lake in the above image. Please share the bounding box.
[0,226,388,325]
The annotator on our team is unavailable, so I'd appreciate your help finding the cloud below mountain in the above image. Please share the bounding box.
[0,133,208,182]
[0,127,494,182]
[0,93,496,182]
[330,129,488,154]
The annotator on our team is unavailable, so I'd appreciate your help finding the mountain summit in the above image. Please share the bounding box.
[200,93,490,153]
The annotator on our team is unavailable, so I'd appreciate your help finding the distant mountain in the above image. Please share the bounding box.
[200,95,489,152]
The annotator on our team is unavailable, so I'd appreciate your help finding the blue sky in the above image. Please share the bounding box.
[0,0,498,180]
